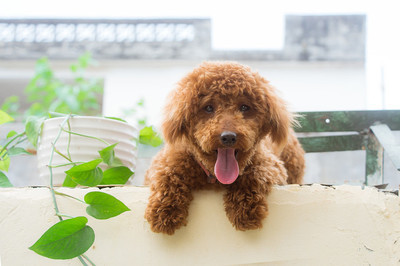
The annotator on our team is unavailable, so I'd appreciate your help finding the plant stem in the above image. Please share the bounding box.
[47,114,95,266]
[14,136,28,146]
[78,256,89,266]
[55,212,75,219]
[48,162,82,168]
[0,132,26,159]
[54,191,86,204]
[81,254,96,266]
[48,115,72,221]
[53,146,73,163]
[61,128,110,145]
[49,111,75,118]
[67,119,72,160]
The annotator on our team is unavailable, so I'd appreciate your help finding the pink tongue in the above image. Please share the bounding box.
[214,148,239,184]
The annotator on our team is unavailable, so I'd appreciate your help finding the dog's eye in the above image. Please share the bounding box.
[204,105,214,113]
[239,104,250,112]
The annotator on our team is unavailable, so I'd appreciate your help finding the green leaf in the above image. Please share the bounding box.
[0,171,13,187]
[78,52,93,69]
[138,119,146,126]
[23,55,103,117]
[84,191,130,219]
[98,144,120,167]
[0,147,10,172]
[0,110,14,125]
[1,96,20,117]
[29,217,94,260]
[62,174,78,188]
[6,130,18,138]
[65,159,102,172]
[101,166,134,185]
[70,64,78,73]
[7,147,31,156]
[25,116,45,148]
[64,159,103,187]
[139,126,163,147]
[136,99,145,106]
[112,157,123,167]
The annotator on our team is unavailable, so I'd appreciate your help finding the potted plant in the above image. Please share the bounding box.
[0,53,163,264]
[37,114,138,186]
[1,53,163,187]
[1,53,104,186]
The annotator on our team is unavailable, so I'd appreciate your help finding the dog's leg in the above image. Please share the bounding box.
[145,174,194,235]
[223,177,270,231]
[223,153,287,231]
[144,150,204,235]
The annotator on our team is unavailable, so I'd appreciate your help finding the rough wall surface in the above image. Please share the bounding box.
[284,15,366,61]
[0,184,399,265]
[0,15,365,61]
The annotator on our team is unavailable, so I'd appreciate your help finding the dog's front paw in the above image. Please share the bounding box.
[145,201,188,235]
[224,192,268,231]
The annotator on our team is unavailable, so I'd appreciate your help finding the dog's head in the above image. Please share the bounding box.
[162,62,293,184]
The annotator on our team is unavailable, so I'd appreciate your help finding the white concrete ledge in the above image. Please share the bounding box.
[1,184,400,265]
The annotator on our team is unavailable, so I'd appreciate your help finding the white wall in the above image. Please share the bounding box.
[1,185,399,265]
[102,60,366,128]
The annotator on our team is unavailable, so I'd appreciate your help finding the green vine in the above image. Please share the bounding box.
[1,111,133,264]
[0,52,163,263]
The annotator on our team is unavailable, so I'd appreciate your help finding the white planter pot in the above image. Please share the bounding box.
[37,116,138,186]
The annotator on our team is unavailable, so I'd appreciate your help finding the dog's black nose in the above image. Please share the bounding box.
[220,131,237,146]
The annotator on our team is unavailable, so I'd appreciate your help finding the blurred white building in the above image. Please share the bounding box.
[0,15,367,125]
[1,15,399,188]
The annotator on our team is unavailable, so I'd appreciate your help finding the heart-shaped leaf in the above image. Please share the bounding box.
[98,144,123,167]
[7,147,31,156]
[84,191,130,219]
[6,130,18,138]
[101,166,133,185]
[0,171,13,187]
[65,159,103,187]
[139,126,163,147]
[29,216,95,260]
[0,110,14,125]
[62,174,78,188]
[0,147,10,172]
[25,116,45,148]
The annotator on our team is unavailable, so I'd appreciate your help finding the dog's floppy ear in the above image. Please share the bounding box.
[161,88,189,144]
[259,77,293,151]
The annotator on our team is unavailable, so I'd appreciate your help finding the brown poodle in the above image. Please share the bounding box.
[144,61,305,235]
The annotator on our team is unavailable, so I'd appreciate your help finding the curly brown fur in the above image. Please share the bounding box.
[145,62,305,234]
